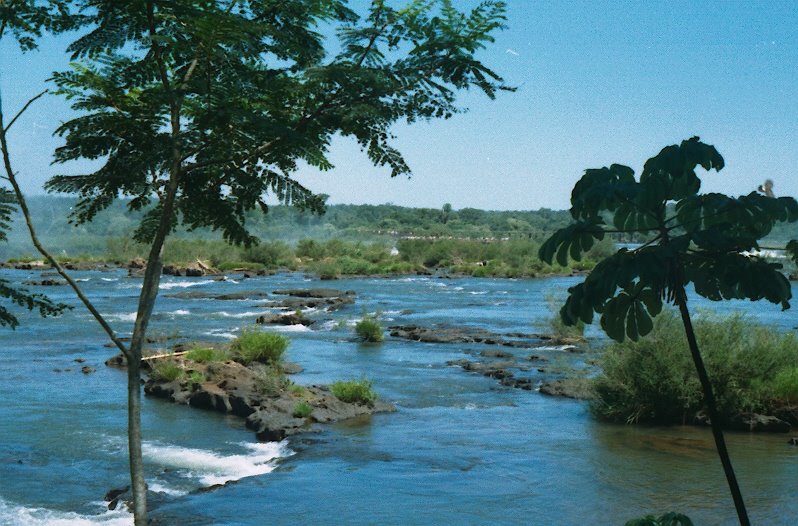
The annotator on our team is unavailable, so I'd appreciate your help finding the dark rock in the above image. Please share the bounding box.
[74,357,86,363]
[272,288,356,299]
[390,324,547,348]
[282,362,304,375]
[22,279,66,286]
[788,437,798,445]
[128,258,146,269]
[528,355,548,362]
[81,366,96,374]
[730,412,791,433]
[773,405,798,427]
[479,350,514,358]
[256,312,314,326]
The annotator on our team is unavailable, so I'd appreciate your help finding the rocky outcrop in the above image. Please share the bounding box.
[22,279,66,286]
[256,312,314,326]
[263,288,356,312]
[539,379,594,400]
[165,290,270,301]
[390,324,577,349]
[143,358,393,442]
[272,288,356,298]
[729,412,791,433]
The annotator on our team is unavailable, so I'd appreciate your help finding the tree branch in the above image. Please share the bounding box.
[3,90,48,133]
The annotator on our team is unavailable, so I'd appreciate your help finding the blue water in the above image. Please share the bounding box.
[0,269,796,525]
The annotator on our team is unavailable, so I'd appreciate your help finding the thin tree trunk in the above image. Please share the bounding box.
[674,285,750,526]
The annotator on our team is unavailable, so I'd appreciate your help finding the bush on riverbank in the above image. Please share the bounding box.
[150,360,184,382]
[331,379,378,406]
[592,311,798,425]
[186,346,228,363]
[355,316,384,342]
[231,330,289,365]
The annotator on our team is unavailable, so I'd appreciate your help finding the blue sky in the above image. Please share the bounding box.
[1,0,796,211]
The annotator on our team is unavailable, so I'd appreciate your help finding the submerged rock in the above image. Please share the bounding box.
[539,379,594,400]
[256,312,314,326]
[389,324,564,348]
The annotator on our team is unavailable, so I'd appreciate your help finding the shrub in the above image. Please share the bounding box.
[592,311,798,424]
[355,316,384,343]
[292,401,313,418]
[231,330,289,365]
[150,360,184,382]
[186,346,228,363]
[330,379,378,406]
[543,295,585,342]
[188,370,205,385]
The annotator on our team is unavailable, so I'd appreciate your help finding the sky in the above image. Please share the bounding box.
[1,0,797,211]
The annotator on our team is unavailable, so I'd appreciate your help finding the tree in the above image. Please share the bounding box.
[47,1,510,523]
[539,137,798,526]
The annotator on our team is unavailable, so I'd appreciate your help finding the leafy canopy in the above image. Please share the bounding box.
[0,1,74,327]
[48,0,510,247]
[539,137,798,342]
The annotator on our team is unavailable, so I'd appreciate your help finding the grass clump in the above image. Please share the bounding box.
[330,379,378,406]
[292,401,313,418]
[253,365,290,396]
[186,346,228,363]
[150,360,184,382]
[231,329,289,365]
[355,315,384,343]
[188,370,205,385]
[592,311,798,425]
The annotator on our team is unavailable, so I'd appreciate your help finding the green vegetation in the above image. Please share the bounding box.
[541,137,798,525]
[292,401,313,419]
[149,361,184,382]
[231,330,289,366]
[543,295,586,342]
[253,365,291,397]
[593,312,798,424]
[185,346,228,363]
[355,316,384,343]
[330,379,378,407]
[187,371,206,385]
[0,199,619,277]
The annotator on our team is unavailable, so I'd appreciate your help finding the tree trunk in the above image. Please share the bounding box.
[674,285,750,526]
[127,354,147,526]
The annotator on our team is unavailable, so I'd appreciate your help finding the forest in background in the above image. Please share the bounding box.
[2,195,796,278]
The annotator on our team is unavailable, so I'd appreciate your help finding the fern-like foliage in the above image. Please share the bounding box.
[540,137,798,342]
[47,0,510,247]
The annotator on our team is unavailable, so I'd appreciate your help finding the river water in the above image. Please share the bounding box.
[0,269,796,525]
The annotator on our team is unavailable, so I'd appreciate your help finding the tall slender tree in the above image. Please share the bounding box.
[540,137,798,525]
[48,1,510,523]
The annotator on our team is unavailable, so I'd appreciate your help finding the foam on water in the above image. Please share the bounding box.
[218,311,265,319]
[202,328,238,339]
[143,441,291,487]
[267,324,312,333]
[100,278,118,282]
[0,497,132,526]
[106,312,137,322]
[158,279,216,290]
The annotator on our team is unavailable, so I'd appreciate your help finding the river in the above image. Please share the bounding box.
[0,269,796,525]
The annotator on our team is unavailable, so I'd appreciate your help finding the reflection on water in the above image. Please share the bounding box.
[0,269,796,525]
